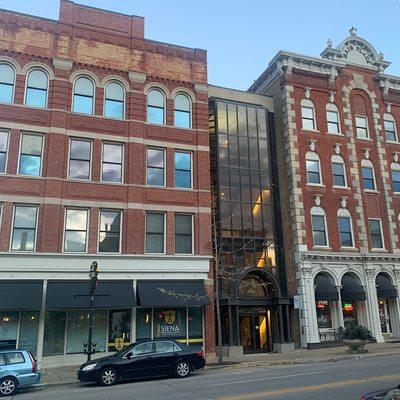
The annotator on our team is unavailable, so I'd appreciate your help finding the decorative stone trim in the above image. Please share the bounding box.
[52,58,73,70]
[128,71,147,83]
[195,83,208,94]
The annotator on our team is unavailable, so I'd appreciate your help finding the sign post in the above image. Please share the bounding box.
[293,295,303,352]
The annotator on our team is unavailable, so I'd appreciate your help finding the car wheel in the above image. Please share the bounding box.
[175,361,191,378]
[0,377,18,397]
[99,367,118,386]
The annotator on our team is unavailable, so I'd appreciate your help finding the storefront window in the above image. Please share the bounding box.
[19,311,40,356]
[342,302,357,327]
[153,308,186,342]
[136,308,152,340]
[108,309,131,351]
[188,307,203,346]
[66,310,107,354]
[316,301,332,329]
[0,312,19,350]
[43,311,66,356]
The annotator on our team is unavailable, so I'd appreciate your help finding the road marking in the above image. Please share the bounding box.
[217,373,400,400]
[206,371,323,387]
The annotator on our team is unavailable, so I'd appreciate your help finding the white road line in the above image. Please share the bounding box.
[205,371,324,387]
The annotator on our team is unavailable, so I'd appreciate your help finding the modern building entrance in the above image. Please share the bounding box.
[239,309,272,353]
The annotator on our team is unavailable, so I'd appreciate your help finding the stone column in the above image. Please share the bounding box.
[336,285,345,328]
[36,280,47,368]
[365,269,384,342]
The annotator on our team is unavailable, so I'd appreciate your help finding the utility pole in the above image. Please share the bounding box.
[87,261,98,362]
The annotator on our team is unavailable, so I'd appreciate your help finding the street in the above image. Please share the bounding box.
[12,354,400,400]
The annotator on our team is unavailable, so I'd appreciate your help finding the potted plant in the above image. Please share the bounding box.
[338,322,374,353]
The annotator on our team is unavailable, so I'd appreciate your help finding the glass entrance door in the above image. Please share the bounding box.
[108,309,131,351]
[378,300,392,334]
[239,312,271,353]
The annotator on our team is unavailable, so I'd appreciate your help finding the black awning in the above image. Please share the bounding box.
[46,280,135,309]
[341,274,366,301]
[314,274,339,301]
[137,280,209,307]
[0,281,43,310]
[376,274,398,299]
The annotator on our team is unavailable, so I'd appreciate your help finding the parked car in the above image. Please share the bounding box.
[78,340,206,386]
[0,350,40,397]
[361,384,400,399]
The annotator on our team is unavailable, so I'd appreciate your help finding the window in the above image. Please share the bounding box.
[369,219,384,249]
[306,152,322,185]
[102,142,123,183]
[175,214,193,254]
[337,209,354,248]
[391,163,400,192]
[361,160,376,190]
[316,301,332,329]
[99,210,121,253]
[310,207,328,247]
[43,311,66,356]
[147,148,165,186]
[174,93,191,128]
[18,133,43,176]
[301,99,316,130]
[331,155,347,187]
[64,208,88,252]
[147,89,165,124]
[132,342,154,356]
[385,118,397,142]
[68,139,92,180]
[0,63,15,103]
[73,76,94,114]
[104,81,124,119]
[25,69,48,108]
[326,104,340,134]
[0,130,9,173]
[355,116,369,139]
[11,205,38,251]
[0,354,5,366]
[5,352,25,365]
[155,341,180,353]
[174,151,192,188]
[146,212,165,253]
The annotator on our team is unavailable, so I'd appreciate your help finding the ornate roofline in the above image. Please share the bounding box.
[298,251,400,265]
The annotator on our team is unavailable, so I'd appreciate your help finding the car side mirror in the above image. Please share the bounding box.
[126,352,133,360]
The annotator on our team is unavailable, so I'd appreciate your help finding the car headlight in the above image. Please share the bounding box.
[82,363,97,372]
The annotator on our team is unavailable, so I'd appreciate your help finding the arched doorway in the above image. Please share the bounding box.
[340,273,366,327]
[376,273,398,336]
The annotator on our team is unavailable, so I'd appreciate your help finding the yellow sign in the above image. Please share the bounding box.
[115,337,124,350]
[164,310,176,325]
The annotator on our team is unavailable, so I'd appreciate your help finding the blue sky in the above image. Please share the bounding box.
[1,0,400,90]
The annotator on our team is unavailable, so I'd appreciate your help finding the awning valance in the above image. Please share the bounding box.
[46,281,135,309]
[314,274,339,301]
[0,281,43,310]
[137,280,209,307]
[376,274,398,299]
[341,274,366,301]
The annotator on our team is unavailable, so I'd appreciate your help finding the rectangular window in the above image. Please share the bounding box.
[68,139,92,180]
[306,160,321,184]
[174,152,192,189]
[147,148,165,186]
[332,162,346,187]
[64,208,88,252]
[385,120,397,142]
[362,166,375,190]
[355,116,369,138]
[338,216,353,247]
[327,110,340,134]
[311,214,327,247]
[369,219,384,249]
[0,130,8,173]
[43,311,66,356]
[5,352,25,365]
[136,308,152,340]
[18,133,43,176]
[392,170,400,192]
[301,106,315,130]
[175,214,193,254]
[0,311,18,350]
[146,212,165,253]
[19,311,40,356]
[316,301,332,328]
[99,210,121,253]
[11,205,38,251]
[102,142,123,183]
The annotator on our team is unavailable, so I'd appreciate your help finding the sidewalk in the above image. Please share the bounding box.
[39,342,400,386]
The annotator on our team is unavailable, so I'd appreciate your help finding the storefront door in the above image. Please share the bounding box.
[108,309,131,351]
[378,300,392,334]
[239,312,271,353]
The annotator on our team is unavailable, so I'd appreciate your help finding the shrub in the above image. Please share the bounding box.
[338,322,374,341]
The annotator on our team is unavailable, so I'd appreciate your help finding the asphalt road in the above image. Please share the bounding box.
[10,354,400,400]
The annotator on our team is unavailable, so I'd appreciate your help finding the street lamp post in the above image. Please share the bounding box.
[87,261,98,362]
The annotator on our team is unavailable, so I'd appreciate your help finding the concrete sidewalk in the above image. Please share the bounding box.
[38,342,400,386]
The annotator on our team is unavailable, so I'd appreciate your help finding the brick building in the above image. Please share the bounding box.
[250,28,400,347]
[0,0,214,366]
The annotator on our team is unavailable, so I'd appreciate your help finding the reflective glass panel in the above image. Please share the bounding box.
[43,311,66,356]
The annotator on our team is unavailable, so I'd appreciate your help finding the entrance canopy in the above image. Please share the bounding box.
[314,273,339,301]
[0,281,43,310]
[341,274,366,301]
[46,280,136,309]
[137,280,209,307]
[376,273,398,299]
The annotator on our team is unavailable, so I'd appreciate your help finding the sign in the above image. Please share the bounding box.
[293,295,301,310]
[164,310,176,325]
[114,337,124,351]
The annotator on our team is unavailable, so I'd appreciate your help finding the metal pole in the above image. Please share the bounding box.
[87,294,94,362]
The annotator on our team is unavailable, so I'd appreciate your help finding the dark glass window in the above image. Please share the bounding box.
[99,210,121,253]
[147,89,165,124]
[19,133,43,176]
[174,152,191,188]
[43,311,66,356]
[146,212,165,253]
[369,219,384,249]
[385,120,397,142]
[247,107,257,138]
[0,63,14,103]
[259,140,269,171]
[217,102,227,133]
[69,139,91,180]
[306,159,321,184]
[64,208,88,252]
[332,162,346,187]
[239,138,249,168]
[147,148,165,186]
[227,103,237,134]
[249,139,259,169]
[11,205,38,251]
[174,93,191,128]
[0,130,8,173]
[257,108,267,139]
[218,135,228,166]
[25,69,48,108]
[327,110,340,133]
[102,142,123,182]
[73,77,94,114]
[104,81,124,119]
[338,216,353,247]
[237,105,247,136]
[301,106,315,130]
[228,135,238,165]
[392,170,400,192]
[362,166,375,190]
[175,214,193,254]
[311,214,327,247]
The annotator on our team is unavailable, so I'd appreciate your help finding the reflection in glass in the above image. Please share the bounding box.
[102,143,123,182]
[238,105,247,136]
[136,308,152,340]
[174,94,191,128]
[25,69,48,108]
[174,152,191,188]
[175,214,193,254]
[217,102,227,133]
[147,148,164,186]
[228,103,237,134]
[147,89,164,124]
[43,311,66,356]
[19,134,43,176]
[188,307,203,346]
[108,309,131,352]
[0,64,14,103]
[247,107,257,138]
[104,82,124,119]
[146,212,164,253]
[0,312,18,350]
[64,209,88,252]
[11,205,37,251]
[19,311,40,356]
[99,210,121,252]
[338,216,353,247]
[69,139,91,180]
[0,131,8,173]
[73,77,94,114]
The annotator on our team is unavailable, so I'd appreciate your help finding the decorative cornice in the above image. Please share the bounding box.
[299,252,400,264]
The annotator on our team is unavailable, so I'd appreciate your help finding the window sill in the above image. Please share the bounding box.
[332,185,350,190]
[386,140,399,145]
[313,246,332,250]
[301,129,320,134]
[364,189,379,194]
[356,137,372,141]
[67,177,92,182]
[100,180,125,185]
[307,183,325,188]
[393,192,400,195]
[340,246,357,251]
[371,248,387,252]
[327,132,343,136]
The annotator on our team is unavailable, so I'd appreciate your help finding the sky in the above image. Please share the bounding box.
[1,0,400,90]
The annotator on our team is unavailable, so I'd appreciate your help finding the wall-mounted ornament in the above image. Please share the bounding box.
[386,103,392,113]
[340,197,347,208]
[314,194,321,206]
[305,87,311,99]
[364,148,371,159]
[309,140,316,151]
[329,92,335,103]
[334,143,341,155]
[394,152,399,163]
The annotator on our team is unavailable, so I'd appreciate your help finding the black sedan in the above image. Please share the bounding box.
[361,384,400,399]
[77,340,206,386]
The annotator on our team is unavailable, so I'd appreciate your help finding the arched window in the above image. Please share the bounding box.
[331,155,347,187]
[361,159,376,190]
[337,208,354,248]
[353,94,369,139]
[301,99,316,130]
[391,162,400,193]
[0,63,15,104]
[239,274,275,298]
[174,93,191,128]
[25,69,48,108]
[326,103,341,134]
[306,151,322,185]
[73,76,94,114]
[384,113,398,142]
[314,272,338,329]
[147,88,165,124]
[310,206,328,247]
[104,81,124,119]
